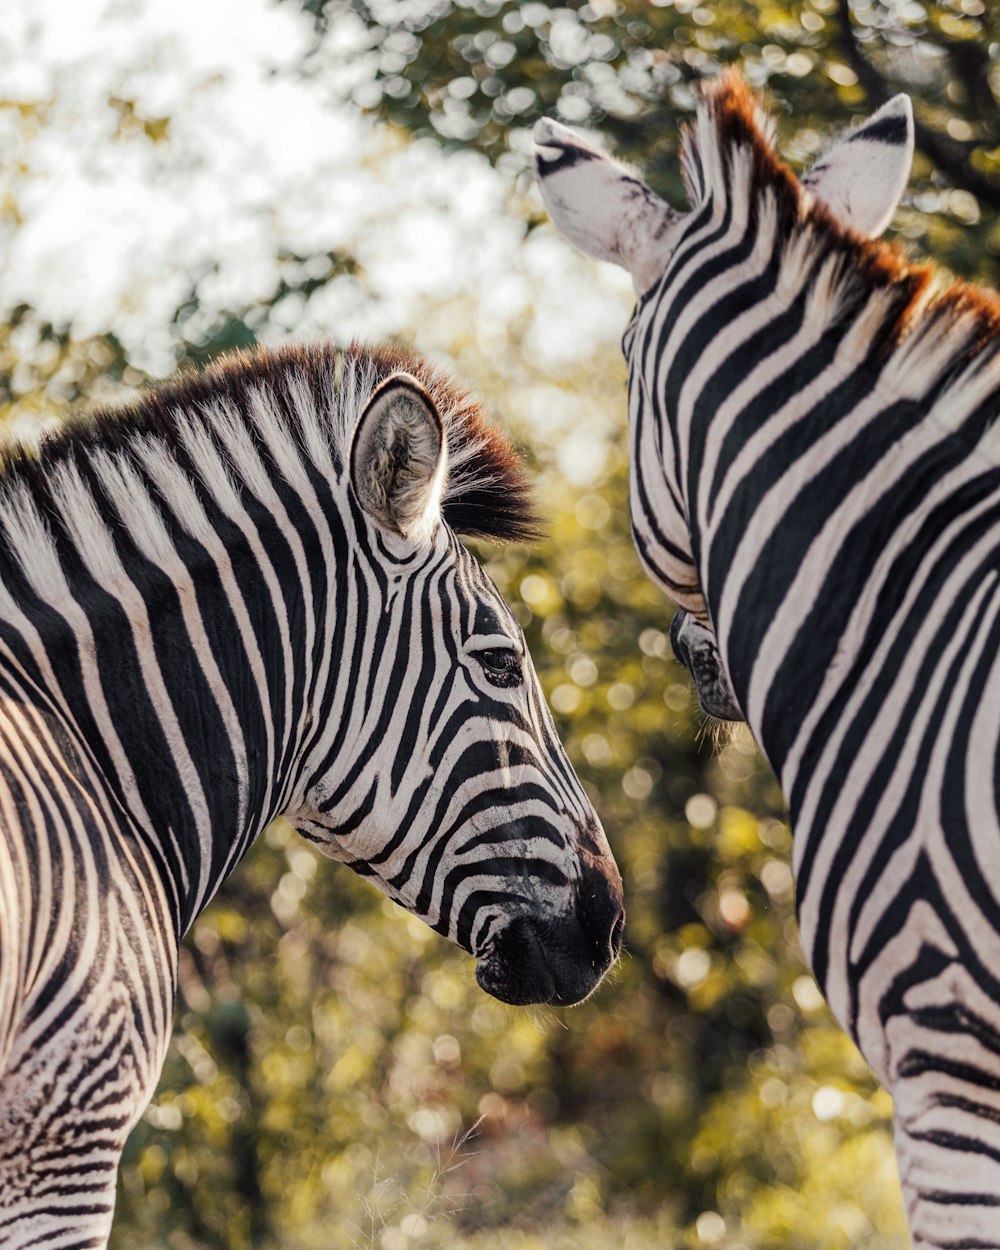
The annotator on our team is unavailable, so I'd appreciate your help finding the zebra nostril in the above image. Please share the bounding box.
[575,861,625,969]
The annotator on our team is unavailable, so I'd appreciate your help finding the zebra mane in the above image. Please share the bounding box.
[0,342,541,572]
[681,71,1000,417]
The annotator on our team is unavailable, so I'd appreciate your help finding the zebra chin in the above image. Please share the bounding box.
[474,877,625,1007]
[669,610,744,723]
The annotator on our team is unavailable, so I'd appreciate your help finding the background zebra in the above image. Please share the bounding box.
[0,339,624,1249]
[535,71,1000,1248]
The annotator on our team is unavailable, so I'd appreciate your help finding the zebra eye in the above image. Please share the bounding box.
[476,648,522,688]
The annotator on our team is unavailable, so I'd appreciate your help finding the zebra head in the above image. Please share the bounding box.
[533,73,914,727]
[290,355,624,1007]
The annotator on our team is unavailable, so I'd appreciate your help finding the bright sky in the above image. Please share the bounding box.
[0,0,634,479]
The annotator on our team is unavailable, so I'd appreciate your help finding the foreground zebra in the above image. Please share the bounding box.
[0,341,624,1248]
[536,72,1000,1246]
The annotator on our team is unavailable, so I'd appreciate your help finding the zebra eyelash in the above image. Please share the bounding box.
[475,648,523,688]
[465,635,524,687]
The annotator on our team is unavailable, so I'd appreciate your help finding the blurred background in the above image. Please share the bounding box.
[3,0,998,1246]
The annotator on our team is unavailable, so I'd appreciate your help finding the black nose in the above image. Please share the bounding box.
[475,863,625,1007]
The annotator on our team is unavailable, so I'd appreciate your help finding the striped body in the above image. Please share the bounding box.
[537,76,1000,1245]
[0,342,623,1247]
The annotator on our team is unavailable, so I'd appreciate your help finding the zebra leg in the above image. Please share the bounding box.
[0,894,175,1249]
[0,1147,121,1250]
[893,1081,1000,1247]
[0,1052,129,1248]
[883,983,1000,1248]
[0,990,167,1250]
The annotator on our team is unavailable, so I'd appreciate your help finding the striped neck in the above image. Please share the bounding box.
[0,367,363,934]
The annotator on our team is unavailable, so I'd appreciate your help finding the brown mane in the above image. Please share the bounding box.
[684,70,1000,377]
[2,339,541,545]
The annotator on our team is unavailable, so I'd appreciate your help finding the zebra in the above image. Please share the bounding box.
[535,71,1000,1247]
[0,339,624,1249]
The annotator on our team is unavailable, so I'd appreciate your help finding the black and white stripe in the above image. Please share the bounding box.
[537,72,1000,1247]
[0,341,624,1248]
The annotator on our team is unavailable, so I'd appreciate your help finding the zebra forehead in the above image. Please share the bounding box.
[0,340,541,553]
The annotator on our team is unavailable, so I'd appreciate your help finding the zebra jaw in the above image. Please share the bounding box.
[293,812,625,1009]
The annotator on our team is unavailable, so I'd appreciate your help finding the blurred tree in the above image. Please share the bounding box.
[295,0,1000,281]
[0,304,145,442]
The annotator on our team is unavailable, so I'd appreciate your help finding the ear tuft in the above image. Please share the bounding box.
[350,373,446,543]
[534,117,680,295]
[801,94,914,238]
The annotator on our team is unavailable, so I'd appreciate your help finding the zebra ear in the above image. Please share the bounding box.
[350,373,447,544]
[534,117,679,295]
[801,94,913,238]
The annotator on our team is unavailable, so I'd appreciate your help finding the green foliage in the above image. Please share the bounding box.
[0,304,145,441]
[170,251,364,370]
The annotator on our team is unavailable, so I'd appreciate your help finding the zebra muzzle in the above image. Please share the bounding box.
[669,610,744,722]
[475,865,625,1007]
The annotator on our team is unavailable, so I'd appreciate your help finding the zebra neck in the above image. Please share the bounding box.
[0,457,362,940]
[652,168,1000,785]
[691,349,1000,787]
[75,526,326,932]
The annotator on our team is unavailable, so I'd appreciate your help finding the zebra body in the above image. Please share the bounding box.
[537,74,1000,1246]
[0,341,623,1247]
